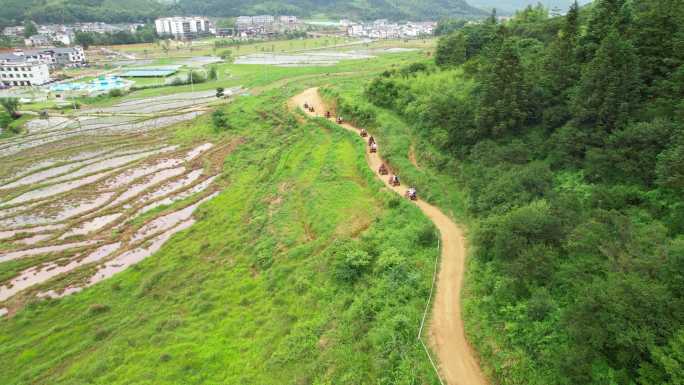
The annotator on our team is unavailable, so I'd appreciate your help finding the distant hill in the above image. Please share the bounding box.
[174,0,488,20]
[0,0,487,26]
[0,0,166,25]
[467,0,592,14]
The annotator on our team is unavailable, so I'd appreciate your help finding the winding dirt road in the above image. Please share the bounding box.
[289,88,487,385]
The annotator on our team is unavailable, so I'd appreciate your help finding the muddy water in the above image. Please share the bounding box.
[0,147,125,185]
[41,220,195,299]
[139,169,203,203]
[60,213,122,239]
[1,147,157,190]
[1,147,177,207]
[0,160,57,183]
[47,150,162,184]
[106,158,182,189]
[111,167,185,205]
[25,117,72,134]
[0,224,64,240]
[112,91,216,108]
[139,175,218,214]
[0,243,120,302]
[184,143,214,161]
[119,112,204,131]
[235,52,373,66]
[14,233,52,245]
[132,193,216,242]
[1,161,91,190]
[0,240,97,263]
[1,171,111,207]
[0,193,114,228]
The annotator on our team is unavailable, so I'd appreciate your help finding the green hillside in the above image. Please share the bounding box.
[175,0,487,21]
[1,0,165,24]
[0,0,486,25]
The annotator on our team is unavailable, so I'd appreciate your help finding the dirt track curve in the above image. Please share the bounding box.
[289,88,488,385]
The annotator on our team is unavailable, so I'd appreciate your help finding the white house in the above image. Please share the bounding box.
[0,56,51,87]
[278,16,298,24]
[252,15,275,25]
[154,17,212,39]
[25,32,74,47]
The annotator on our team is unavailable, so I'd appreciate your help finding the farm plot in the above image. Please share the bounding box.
[0,89,241,316]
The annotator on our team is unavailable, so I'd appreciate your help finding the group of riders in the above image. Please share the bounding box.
[303,101,418,201]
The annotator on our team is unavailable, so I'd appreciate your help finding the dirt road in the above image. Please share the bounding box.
[289,88,488,385]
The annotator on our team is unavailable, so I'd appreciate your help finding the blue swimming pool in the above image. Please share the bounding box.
[50,76,127,93]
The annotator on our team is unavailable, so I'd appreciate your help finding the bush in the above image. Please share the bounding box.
[208,66,217,80]
[475,200,562,262]
[108,88,125,97]
[88,303,110,316]
[331,246,372,283]
[0,97,20,118]
[189,70,206,84]
[212,110,230,132]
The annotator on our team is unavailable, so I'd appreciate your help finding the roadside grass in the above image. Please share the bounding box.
[320,82,469,222]
[0,86,440,384]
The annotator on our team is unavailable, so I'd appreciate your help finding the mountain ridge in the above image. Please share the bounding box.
[0,0,487,25]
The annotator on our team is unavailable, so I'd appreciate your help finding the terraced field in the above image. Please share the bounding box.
[0,89,241,315]
[0,45,447,385]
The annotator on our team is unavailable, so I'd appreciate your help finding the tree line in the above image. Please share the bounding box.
[362,1,684,384]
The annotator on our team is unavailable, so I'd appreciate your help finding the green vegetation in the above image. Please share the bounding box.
[328,0,684,384]
[1,0,485,26]
[74,25,157,49]
[211,109,229,131]
[0,46,445,384]
[0,97,20,118]
[0,0,165,25]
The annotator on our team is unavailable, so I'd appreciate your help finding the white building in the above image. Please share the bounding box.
[252,15,275,25]
[50,47,86,67]
[2,26,24,38]
[278,15,298,24]
[155,17,211,39]
[235,15,299,34]
[0,55,50,87]
[12,47,86,69]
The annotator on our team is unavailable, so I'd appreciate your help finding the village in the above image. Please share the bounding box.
[0,15,439,91]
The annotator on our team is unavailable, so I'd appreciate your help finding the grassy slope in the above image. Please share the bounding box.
[321,70,511,379]
[0,59,441,383]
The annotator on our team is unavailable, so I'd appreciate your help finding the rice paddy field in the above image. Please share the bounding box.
[0,39,447,384]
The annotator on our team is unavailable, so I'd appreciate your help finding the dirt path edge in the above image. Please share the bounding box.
[289,88,488,385]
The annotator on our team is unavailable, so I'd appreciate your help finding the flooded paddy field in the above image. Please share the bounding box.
[0,89,241,314]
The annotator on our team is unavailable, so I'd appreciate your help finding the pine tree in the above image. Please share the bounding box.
[544,1,581,98]
[631,0,684,93]
[574,29,641,133]
[476,39,530,137]
[579,0,628,62]
[541,1,581,128]
[435,32,467,68]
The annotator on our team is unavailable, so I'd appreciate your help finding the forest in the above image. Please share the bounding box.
[0,0,486,27]
[0,0,165,26]
[356,1,684,383]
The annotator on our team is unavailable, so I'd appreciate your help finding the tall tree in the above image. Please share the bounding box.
[579,0,628,62]
[573,29,640,133]
[475,39,530,137]
[435,32,467,67]
[542,1,581,127]
[631,0,684,94]
[22,20,37,37]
